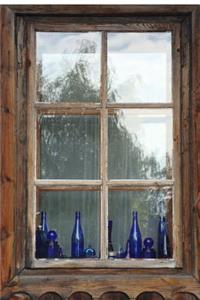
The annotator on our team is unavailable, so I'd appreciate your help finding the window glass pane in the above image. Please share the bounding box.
[36,32,101,102]
[37,191,100,259]
[108,32,172,103]
[108,189,173,258]
[39,115,100,179]
[108,109,172,179]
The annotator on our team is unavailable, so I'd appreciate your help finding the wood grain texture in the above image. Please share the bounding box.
[192,7,200,282]
[180,17,192,274]
[18,19,177,33]
[172,24,182,268]
[1,4,200,299]
[2,273,200,299]
[30,258,176,269]
[6,5,199,15]
[0,6,16,290]
[101,292,129,300]
[15,16,28,275]
[26,21,37,269]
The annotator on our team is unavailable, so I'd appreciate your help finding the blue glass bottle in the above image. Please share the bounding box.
[129,211,142,258]
[41,211,48,239]
[142,237,156,258]
[84,245,96,258]
[35,212,49,258]
[47,230,57,258]
[35,225,43,258]
[108,220,114,252]
[157,216,170,258]
[71,211,84,258]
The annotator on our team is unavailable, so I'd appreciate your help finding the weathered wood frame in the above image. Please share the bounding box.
[1,5,200,299]
[27,18,180,269]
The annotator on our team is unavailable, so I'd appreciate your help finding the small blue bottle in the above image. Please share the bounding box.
[129,211,142,258]
[142,237,156,258]
[71,211,84,258]
[84,245,96,258]
[47,230,57,258]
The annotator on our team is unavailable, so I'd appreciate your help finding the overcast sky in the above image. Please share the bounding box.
[37,31,173,169]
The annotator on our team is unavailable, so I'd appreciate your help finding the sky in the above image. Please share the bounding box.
[37,31,172,103]
[37,31,173,169]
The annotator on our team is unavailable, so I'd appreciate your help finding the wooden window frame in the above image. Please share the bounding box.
[1,5,200,299]
[27,19,180,269]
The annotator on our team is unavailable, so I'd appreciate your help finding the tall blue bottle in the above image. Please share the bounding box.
[157,216,170,258]
[129,211,142,258]
[35,212,49,258]
[41,211,48,239]
[71,211,84,258]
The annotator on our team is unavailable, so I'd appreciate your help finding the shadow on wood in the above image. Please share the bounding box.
[100,292,130,300]
[173,293,199,300]
[137,292,164,300]
[38,292,63,300]
[69,292,93,300]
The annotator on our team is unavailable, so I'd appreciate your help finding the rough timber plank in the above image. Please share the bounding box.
[180,17,192,275]
[0,6,16,290]
[192,6,200,282]
[7,5,199,15]
[2,274,200,299]
[15,16,27,275]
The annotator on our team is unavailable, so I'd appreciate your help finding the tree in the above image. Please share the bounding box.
[37,39,171,256]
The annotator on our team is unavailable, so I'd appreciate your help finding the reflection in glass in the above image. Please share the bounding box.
[36,32,101,102]
[38,191,100,258]
[108,109,173,179]
[39,115,100,179]
[108,32,172,103]
[108,188,173,257]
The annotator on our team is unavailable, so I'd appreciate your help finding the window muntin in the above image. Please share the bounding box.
[28,23,180,268]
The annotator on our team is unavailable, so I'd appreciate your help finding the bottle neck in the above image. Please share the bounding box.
[160,216,166,222]
[75,211,81,224]
[132,211,138,223]
[41,212,47,231]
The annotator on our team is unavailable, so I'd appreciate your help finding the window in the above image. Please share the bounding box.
[2,5,200,299]
[27,19,181,268]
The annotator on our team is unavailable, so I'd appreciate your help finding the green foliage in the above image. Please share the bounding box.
[37,42,170,254]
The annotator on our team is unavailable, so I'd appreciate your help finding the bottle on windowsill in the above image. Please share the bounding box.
[108,220,114,252]
[71,211,84,258]
[129,211,142,258]
[157,216,171,258]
